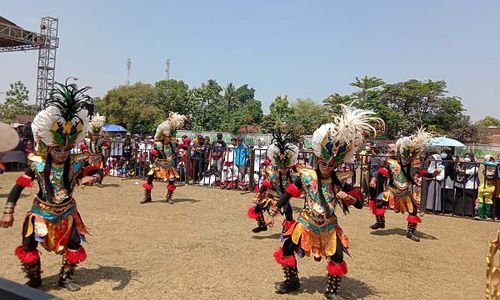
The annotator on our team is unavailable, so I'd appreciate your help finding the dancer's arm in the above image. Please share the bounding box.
[0,168,36,228]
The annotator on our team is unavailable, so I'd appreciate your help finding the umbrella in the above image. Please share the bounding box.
[102,124,127,132]
[0,122,20,152]
[427,136,465,147]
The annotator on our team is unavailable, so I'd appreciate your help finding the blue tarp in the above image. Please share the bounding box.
[102,124,127,132]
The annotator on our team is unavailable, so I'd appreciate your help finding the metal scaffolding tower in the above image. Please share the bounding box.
[35,17,59,110]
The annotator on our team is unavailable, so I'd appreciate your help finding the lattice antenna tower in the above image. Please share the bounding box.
[126,57,131,85]
[165,58,171,80]
[35,17,59,110]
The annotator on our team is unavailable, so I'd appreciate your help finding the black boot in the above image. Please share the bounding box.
[252,214,268,233]
[275,266,300,293]
[406,222,420,242]
[324,275,344,300]
[166,191,173,204]
[369,215,385,230]
[58,257,81,292]
[140,189,152,204]
[22,260,42,288]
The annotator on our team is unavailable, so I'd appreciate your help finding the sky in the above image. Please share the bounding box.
[1,0,499,120]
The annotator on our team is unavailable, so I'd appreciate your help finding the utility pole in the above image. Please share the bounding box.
[165,59,171,80]
[126,58,131,85]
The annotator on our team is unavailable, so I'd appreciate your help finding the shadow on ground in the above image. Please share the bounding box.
[369,227,438,240]
[298,275,381,299]
[42,265,136,291]
[252,233,281,240]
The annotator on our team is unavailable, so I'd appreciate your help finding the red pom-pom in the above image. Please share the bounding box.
[285,184,302,197]
[282,220,296,231]
[16,176,33,188]
[263,160,271,167]
[378,167,389,177]
[83,165,99,177]
[326,261,348,276]
[374,208,385,216]
[262,179,272,189]
[273,247,296,267]
[167,184,176,192]
[143,183,153,190]
[150,149,159,157]
[417,169,427,178]
[406,215,422,224]
[253,185,259,193]
[247,206,260,219]
[368,200,376,211]
[15,246,39,264]
[65,246,87,264]
[347,190,361,201]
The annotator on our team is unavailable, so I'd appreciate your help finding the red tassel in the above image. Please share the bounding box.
[15,246,39,264]
[285,184,302,197]
[263,160,271,166]
[247,206,260,219]
[326,261,348,276]
[16,176,33,188]
[65,246,87,264]
[143,183,153,190]
[150,149,159,157]
[374,208,385,216]
[347,190,361,201]
[378,167,389,177]
[167,184,176,192]
[262,179,272,189]
[368,200,375,211]
[282,220,296,231]
[83,165,99,177]
[417,169,427,178]
[273,247,296,267]
[406,215,422,224]
[253,185,259,193]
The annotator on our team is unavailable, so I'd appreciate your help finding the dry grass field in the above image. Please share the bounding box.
[0,172,497,299]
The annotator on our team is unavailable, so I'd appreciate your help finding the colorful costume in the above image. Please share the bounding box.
[82,113,107,185]
[1,81,100,291]
[271,106,380,299]
[140,112,187,204]
[369,128,433,242]
[247,130,299,233]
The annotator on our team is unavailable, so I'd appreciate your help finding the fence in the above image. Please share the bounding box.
[30,140,500,221]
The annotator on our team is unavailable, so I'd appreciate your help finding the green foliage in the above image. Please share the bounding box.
[95,83,163,134]
[261,95,295,133]
[476,116,500,127]
[0,81,36,123]
[290,98,329,135]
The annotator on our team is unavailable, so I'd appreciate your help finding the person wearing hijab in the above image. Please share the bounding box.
[453,153,480,216]
[425,154,445,211]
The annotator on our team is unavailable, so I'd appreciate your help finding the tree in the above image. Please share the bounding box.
[350,76,385,109]
[154,79,192,116]
[291,98,329,134]
[262,95,295,133]
[476,116,500,127]
[189,79,225,131]
[95,83,163,134]
[322,93,352,116]
[0,81,36,123]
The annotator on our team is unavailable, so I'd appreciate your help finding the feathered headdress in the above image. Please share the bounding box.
[396,127,432,164]
[89,113,106,136]
[312,105,382,162]
[31,82,92,155]
[267,130,300,168]
[154,112,187,141]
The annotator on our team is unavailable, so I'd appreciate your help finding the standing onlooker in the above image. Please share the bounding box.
[221,138,237,189]
[204,136,212,171]
[191,135,206,183]
[253,138,267,177]
[483,154,500,219]
[475,172,495,220]
[425,154,445,212]
[454,153,480,216]
[210,133,227,180]
[234,137,249,183]
[440,148,456,213]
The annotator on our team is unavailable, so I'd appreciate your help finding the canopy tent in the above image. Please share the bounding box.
[102,124,127,132]
[427,136,465,148]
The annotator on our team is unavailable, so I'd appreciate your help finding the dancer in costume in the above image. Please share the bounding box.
[270,106,380,299]
[0,81,101,291]
[81,113,107,186]
[140,112,187,204]
[247,129,299,233]
[368,128,438,242]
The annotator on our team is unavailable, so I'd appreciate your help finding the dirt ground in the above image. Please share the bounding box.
[0,172,497,300]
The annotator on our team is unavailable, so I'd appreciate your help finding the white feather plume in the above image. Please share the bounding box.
[312,123,335,158]
[396,127,432,159]
[89,113,106,135]
[154,112,187,140]
[267,143,299,167]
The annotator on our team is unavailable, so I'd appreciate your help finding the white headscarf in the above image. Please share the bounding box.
[427,153,444,173]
